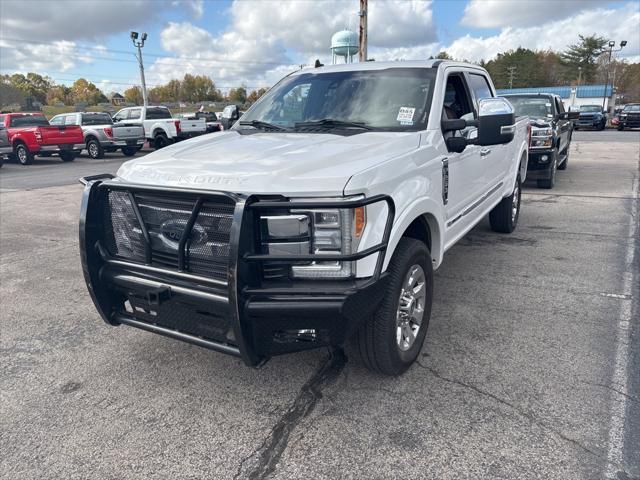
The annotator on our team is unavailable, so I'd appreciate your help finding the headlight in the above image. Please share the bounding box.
[104,190,146,261]
[259,199,366,279]
[530,128,553,148]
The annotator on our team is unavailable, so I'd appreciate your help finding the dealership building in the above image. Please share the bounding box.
[496,84,615,111]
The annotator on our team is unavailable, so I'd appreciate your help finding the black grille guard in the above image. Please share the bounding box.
[79,174,395,366]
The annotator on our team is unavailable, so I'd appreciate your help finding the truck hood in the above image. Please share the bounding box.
[117,130,419,196]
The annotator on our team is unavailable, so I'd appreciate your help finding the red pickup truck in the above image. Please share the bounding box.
[0,112,85,165]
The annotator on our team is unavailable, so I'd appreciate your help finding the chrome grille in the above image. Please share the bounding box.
[102,190,234,281]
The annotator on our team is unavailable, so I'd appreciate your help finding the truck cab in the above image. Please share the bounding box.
[501,93,577,189]
[80,61,529,375]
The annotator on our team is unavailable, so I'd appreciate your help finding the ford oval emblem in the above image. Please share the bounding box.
[160,220,207,247]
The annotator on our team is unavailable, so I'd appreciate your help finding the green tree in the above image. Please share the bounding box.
[435,51,452,60]
[246,87,268,105]
[46,85,71,105]
[560,34,608,84]
[69,78,106,105]
[227,86,247,105]
[6,73,52,104]
[124,86,143,105]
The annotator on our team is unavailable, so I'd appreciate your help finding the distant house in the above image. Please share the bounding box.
[496,84,615,112]
[110,93,125,106]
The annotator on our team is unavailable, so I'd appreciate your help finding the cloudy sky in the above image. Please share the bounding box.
[0,0,638,94]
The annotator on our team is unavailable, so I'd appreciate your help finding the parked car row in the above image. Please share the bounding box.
[613,103,640,130]
[0,104,245,166]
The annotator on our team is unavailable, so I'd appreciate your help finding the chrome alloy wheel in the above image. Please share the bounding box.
[511,180,520,223]
[396,264,427,351]
[88,142,99,158]
[17,146,27,163]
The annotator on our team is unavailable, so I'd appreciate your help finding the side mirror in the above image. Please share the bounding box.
[477,97,515,146]
[445,136,468,153]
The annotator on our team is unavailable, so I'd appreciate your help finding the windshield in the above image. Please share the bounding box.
[580,105,601,112]
[237,68,436,131]
[9,115,50,127]
[623,104,640,112]
[82,113,113,125]
[502,96,553,118]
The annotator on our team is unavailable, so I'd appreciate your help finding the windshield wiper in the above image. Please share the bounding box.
[238,120,289,131]
[294,119,372,130]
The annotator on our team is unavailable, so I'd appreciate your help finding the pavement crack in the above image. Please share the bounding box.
[583,381,638,402]
[416,361,617,467]
[234,348,347,480]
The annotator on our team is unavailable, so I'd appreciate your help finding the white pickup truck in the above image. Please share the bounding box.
[112,106,206,150]
[80,61,529,375]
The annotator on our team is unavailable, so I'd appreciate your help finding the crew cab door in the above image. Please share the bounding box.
[465,72,508,189]
[439,70,485,229]
[554,97,570,152]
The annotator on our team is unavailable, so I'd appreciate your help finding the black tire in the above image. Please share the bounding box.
[86,138,104,159]
[537,149,557,189]
[357,238,433,376]
[618,125,624,131]
[60,152,76,162]
[121,146,137,156]
[574,126,579,131]
[598,121,606,131]
[153,133,169,150]
[490,175,521,233]
[15,143,33,165]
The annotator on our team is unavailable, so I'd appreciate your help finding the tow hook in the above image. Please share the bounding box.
[146,285,171,306]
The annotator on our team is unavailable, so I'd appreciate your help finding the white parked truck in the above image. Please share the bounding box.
[80,61,529,375]
[112,106,206,150]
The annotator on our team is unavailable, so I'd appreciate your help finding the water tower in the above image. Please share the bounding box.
[331,30,358,64]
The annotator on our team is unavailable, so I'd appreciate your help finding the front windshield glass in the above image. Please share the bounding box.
[623,104,640,112]
[580,105,601,112]
[237,68,436,131]
[503,96,553,118]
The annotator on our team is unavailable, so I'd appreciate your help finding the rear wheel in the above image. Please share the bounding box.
[357,238,433,376]
[490,174,521,233]
[86,138,104,159]
[153,133,169,150]
[60,152,76,162]
[15,143,33,165]
[121,146,137,156]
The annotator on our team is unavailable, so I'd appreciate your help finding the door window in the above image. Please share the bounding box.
[113,110,128,122]
[49,116,63,125]
[128,108,142,120]
[467,73,493,111]
[64,115,78,125]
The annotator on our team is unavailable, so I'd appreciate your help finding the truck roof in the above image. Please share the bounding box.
[291,59,486,76]
[501,92,559,99]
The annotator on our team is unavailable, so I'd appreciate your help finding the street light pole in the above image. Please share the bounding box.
[602,40,627,111]
[131,31,148,107]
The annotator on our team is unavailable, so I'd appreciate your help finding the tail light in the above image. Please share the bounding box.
[103,127,113,138]
[34,130,42,143]
[174,120,181,135]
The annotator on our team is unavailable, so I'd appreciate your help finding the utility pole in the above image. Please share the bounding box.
[131,31,148,107]
[507,66,517,89]
[359,0,368,62]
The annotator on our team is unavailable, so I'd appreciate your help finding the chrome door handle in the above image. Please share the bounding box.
[480,148,491,157]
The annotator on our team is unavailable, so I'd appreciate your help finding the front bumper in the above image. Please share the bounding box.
[38,143,85,153]
[575,118,603,128]
[105,139,145,147]
[79,176,394,366]
[526,148,555,179]
[176,131,205,140]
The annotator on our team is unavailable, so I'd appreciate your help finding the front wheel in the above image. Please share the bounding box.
[357,238,433,376]
[60,152,76,162]
[490,174,521,233]
[537,150,557,189]
[618,125,624,131]
[15,143,33,165]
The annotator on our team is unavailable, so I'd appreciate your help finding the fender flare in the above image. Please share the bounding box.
[383,198,446,271]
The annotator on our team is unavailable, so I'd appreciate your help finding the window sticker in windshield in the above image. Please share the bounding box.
[397,107,415,125]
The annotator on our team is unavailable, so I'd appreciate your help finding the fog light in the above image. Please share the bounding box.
[540,155,548,162]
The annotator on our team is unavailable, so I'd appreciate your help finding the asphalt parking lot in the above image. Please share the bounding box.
[1,130,638,479]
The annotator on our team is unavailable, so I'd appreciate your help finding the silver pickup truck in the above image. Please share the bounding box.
[49,112,145,159]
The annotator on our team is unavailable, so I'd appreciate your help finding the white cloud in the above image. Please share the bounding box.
[171,0,205,19]
[461,0,611,28]
[447,5,640,62]
[0,39,92,72]
[149,0,437,88]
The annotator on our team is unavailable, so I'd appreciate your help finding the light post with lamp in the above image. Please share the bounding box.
[131,31,148,107]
